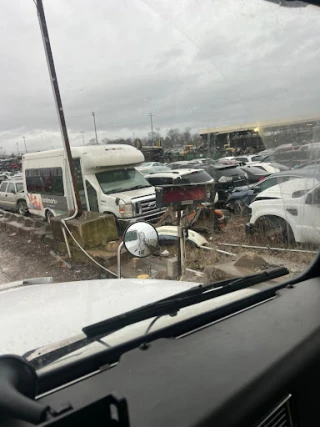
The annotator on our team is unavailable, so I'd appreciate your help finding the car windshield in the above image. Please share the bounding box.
[96,169,151,194]
[1,0,320,373]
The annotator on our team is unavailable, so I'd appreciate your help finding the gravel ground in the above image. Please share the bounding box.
[0,231,104,284]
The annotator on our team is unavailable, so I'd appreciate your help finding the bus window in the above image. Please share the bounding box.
[52,175,64,196]
[86,180,98,212]
[26,168,64,196]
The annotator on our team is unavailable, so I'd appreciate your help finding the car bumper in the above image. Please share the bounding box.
[118,209,165,225]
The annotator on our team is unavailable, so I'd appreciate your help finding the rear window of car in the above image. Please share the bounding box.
[147,177,173,186]
[147,170,212,186]
[214,166,246,178]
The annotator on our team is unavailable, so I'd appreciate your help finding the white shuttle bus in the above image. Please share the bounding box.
[22,145,161,227]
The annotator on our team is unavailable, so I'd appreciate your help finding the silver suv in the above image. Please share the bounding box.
[0,180,28,215]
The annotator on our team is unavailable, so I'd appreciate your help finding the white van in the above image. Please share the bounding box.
[22,145,162,226]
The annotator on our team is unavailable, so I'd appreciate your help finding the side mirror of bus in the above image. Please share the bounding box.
[123,222,159,258]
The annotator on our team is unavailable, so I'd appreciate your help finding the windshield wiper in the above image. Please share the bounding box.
[128,185,151,190]
[107,185,151,194]
[83,266,288,337]
[26,267,288,369]
[106,188,126,194]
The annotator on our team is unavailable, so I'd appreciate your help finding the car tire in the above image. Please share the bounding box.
[233,199,248,216]
[255,216,295,245]
[17,201,28,216]
[45,210,54,224]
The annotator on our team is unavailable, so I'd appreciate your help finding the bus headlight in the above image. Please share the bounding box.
[119,203,134,218]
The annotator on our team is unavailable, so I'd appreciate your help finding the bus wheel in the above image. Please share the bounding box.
[45,210,54,224]
[17,201,28,216]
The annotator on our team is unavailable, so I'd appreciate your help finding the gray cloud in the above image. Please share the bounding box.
[1,0,320,153]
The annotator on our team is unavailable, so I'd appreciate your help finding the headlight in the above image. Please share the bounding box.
[119,203,134,218]
[218,176,233,183]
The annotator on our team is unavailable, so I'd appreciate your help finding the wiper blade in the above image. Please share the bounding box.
[83,266,288,337]
[27,267,288,369]
[129,185,151,190]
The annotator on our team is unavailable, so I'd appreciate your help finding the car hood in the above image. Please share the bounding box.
[0,278,196,356]
[106,186,155,203]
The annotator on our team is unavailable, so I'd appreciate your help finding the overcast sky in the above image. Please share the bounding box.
[1,0,320,153]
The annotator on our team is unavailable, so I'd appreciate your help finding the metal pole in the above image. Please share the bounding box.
[176,210,182,277]
[213,133,217,157]
[81,131,85,146]
[117,242,124,278]
[207,133,210,157]
[92,112,98,144]
[23,136,27,153]
[218,243,318,254]
[148,112,155,144]
[36,0,82,216]
[180,221,185,277]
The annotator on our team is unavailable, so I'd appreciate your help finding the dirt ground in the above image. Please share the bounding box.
[185,215,317,274]
[0,214,318,285]
[0,230,103,284]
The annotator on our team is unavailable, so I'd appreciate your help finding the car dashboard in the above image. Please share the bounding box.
[0,270,320,426]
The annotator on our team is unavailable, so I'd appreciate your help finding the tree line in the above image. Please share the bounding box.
[86,127,202,148]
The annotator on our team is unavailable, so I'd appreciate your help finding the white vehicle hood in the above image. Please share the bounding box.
[0,278,195,356]
[0,278,260,362]
[253,177,318,202]
[107,186,155,203]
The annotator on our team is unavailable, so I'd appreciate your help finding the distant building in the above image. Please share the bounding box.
[200,115,320,154]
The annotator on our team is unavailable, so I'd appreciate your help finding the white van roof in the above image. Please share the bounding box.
[23,145,144,170]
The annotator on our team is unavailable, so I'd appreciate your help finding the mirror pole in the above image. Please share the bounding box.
[180,223,185,278]
[117,242,124,278]
[176,210,182,277]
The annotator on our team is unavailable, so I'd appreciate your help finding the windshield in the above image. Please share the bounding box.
[1,0,320,372]
[96,169,151,194]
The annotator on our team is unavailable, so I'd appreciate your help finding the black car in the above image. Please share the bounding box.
[175,161,248,205]
[144,169,216,205]
[240,165,270,184]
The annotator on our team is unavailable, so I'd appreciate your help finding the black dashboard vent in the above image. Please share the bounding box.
[255,394,294,427]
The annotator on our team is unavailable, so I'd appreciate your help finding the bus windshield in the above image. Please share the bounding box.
[96,169,151,195]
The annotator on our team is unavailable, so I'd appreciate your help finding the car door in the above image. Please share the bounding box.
[0,182,8,208]
[298,187,320,244]
[5,182,16,210]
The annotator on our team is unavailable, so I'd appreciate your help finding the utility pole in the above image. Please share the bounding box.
[80,131,85,146]
[148,112,155,144]
[92,112,98,144]
[23,136,27,153]
[35,0,82,216]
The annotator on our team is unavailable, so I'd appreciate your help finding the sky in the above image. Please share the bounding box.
[0,0,320,153]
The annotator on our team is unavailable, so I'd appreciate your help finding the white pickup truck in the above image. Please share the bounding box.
[246,178,320,245]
